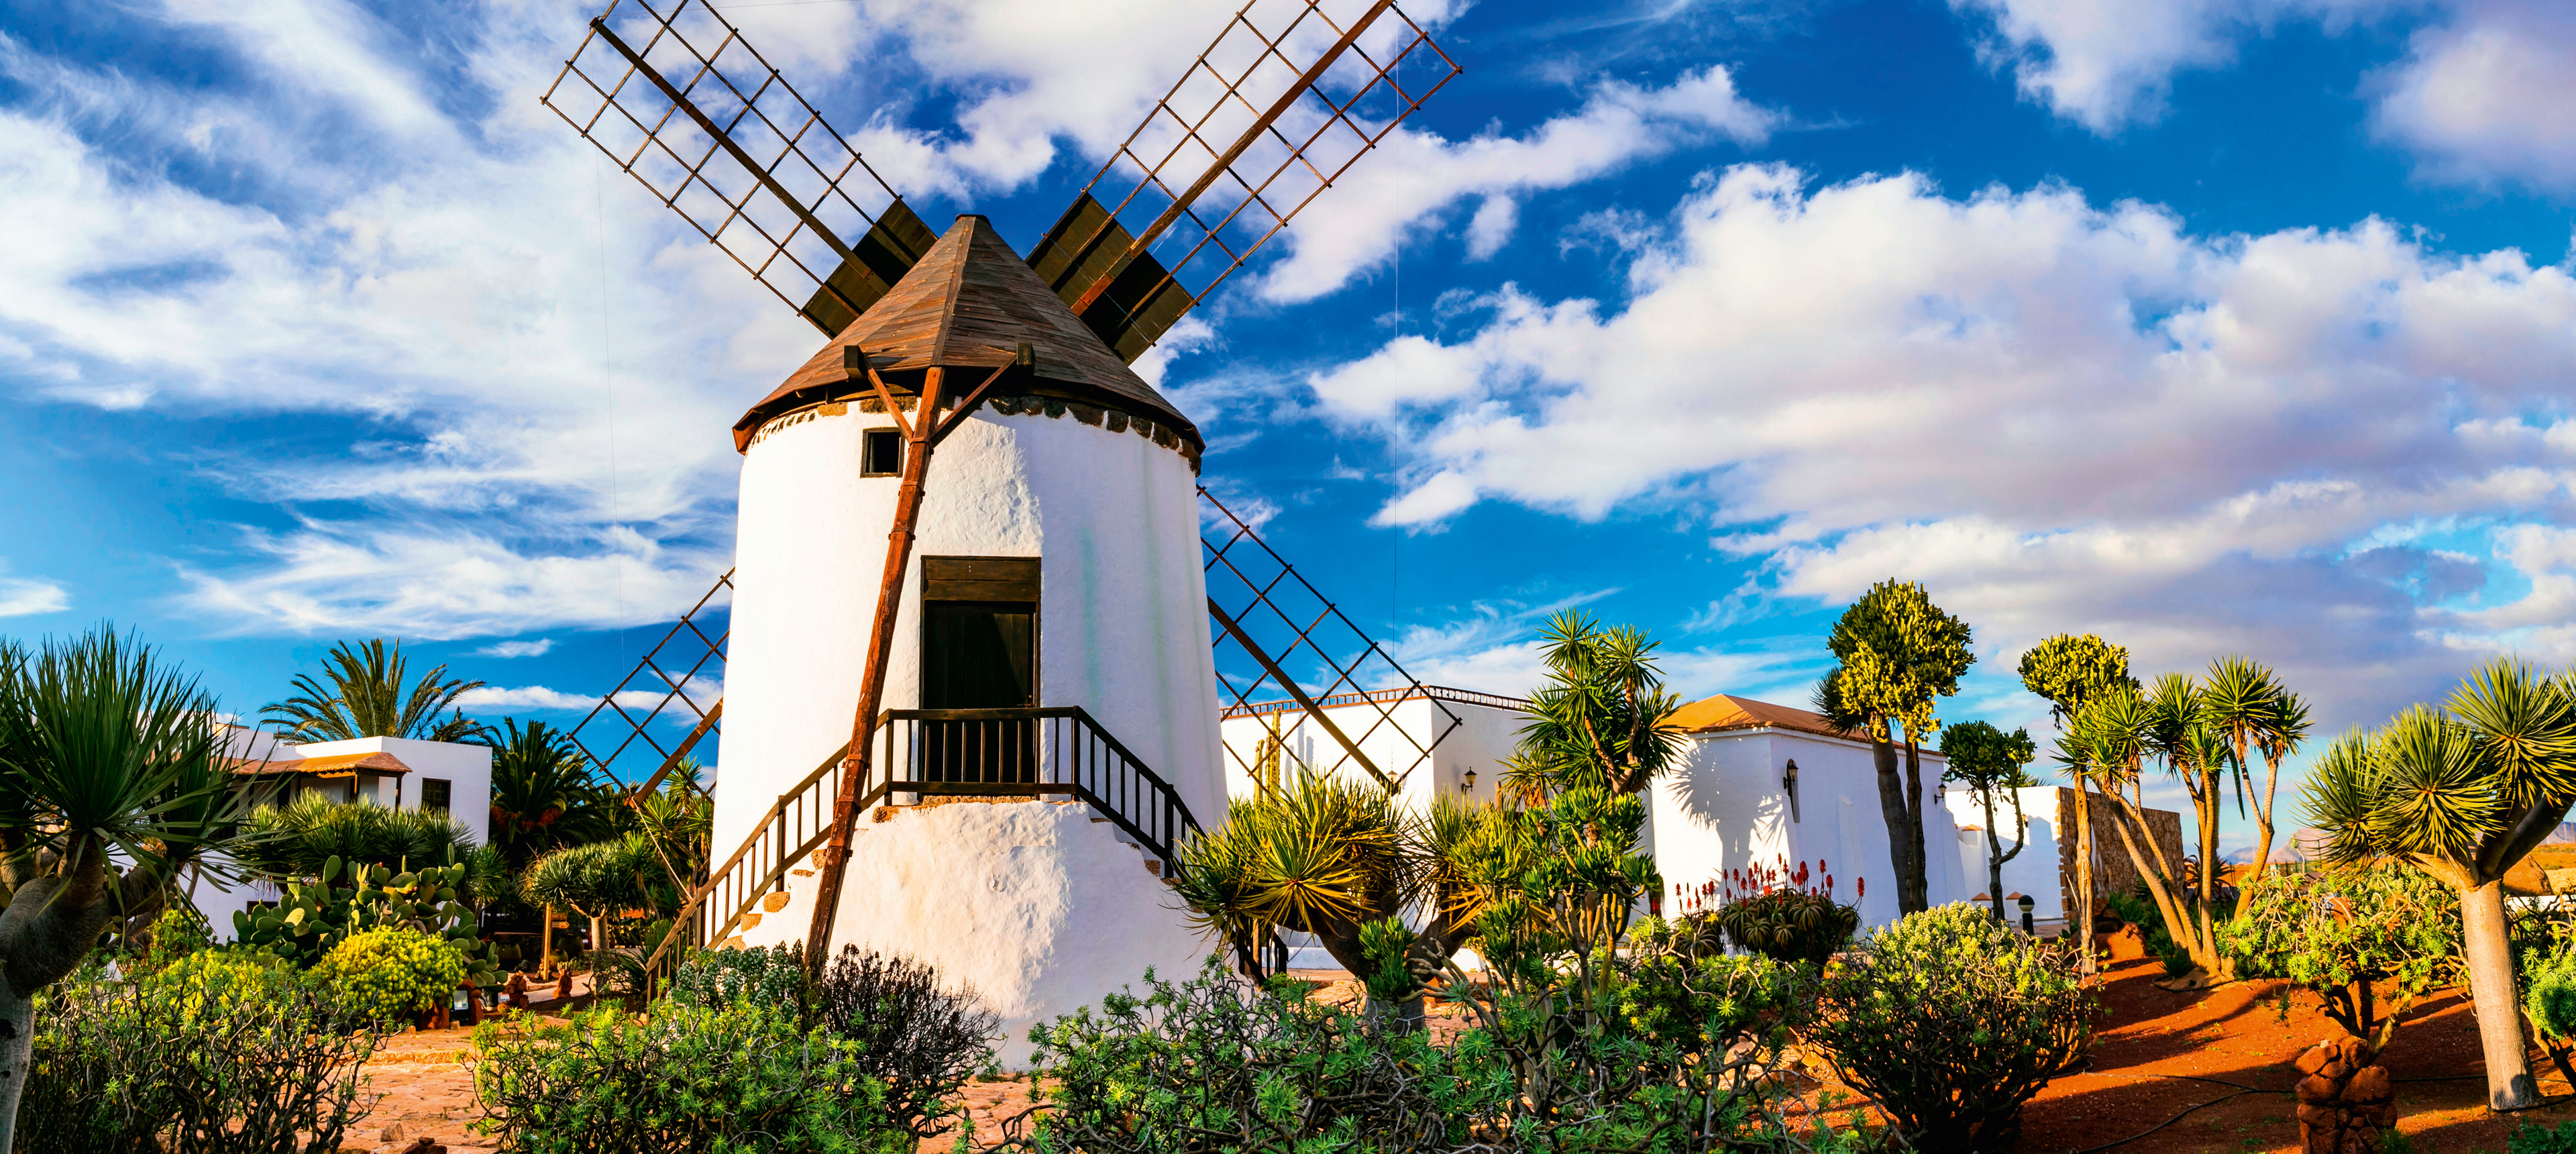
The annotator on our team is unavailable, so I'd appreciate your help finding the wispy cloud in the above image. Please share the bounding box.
[475,638,554,658]
[0,575,69,618]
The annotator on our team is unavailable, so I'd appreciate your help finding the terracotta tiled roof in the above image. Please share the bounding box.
[227,750,413,778]
[1667,694,1858,741]
[734,214,1198,452]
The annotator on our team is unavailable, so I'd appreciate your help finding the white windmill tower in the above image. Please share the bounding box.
[540,0,1463,1055]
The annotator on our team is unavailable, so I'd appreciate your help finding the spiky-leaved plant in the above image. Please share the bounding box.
[260,637,484,743]
[2304,659,2576,1112]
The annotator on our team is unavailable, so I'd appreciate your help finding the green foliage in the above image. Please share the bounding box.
[1809,903,2095,1154]
[2524,950,2576,1047]
[483,718,617,868]
[1450,786,1662,977]
[317,927,470,1023]
[1024,957,1495,1153]
[1711,888,1860,969]
[2017,634,2137,724]
[2510,1119,2576,1154]
[470,1000,902,1154]
[21,954,379,1154]
[523,835,663,931]
[1940,721,2037,790]
[810,945,1001,1141]
[260,637,485,743]
[2306,662,2576,872]
[230,851,498,982]
[134,902,215,974]
[669,942,812,1012]
[1817,579,1974,743]
[2218,861,2459,1048]
[239,794,482,895]
[1503,611,1685,800]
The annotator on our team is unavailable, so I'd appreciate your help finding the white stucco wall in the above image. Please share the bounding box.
[731,800,1220,1067]
[1646,728,1970,931]
[721,404,1224,865]
[1945,784,2067,920]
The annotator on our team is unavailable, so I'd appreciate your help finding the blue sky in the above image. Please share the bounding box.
[3,0,2572,850]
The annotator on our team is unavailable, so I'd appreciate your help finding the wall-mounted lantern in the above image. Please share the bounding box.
[1783,759,1801,823]
[1461,768,1477,795]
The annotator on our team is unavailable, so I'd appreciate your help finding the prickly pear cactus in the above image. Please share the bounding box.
[234,853,501,984]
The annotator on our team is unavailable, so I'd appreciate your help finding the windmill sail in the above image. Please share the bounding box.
[541,0,934,337]
[1028,0,1462,362]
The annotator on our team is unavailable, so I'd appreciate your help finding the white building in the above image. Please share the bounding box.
[199,723,493,939]
[1945,784,2071,922]
[1644,694,1974,931]
[1218,685,1531,811]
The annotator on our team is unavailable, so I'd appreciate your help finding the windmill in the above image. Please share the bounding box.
[539,0,1463,1046]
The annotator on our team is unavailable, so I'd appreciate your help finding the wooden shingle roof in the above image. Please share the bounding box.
[734,214,1199,452]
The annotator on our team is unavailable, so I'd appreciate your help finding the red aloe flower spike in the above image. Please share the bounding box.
[1856,876,1865,899]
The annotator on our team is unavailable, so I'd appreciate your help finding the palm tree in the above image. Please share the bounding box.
[1504,611,1684,802]
[2306,660,2576,1112]
[262,638,485,743]
[2082,683,2228,986]
[2200,656,2310,881]
[482,719,614,870]
[0,627,259,1152]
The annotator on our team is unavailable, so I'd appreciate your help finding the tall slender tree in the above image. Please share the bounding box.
[1815,580,1974,916]
[0,628,260,1151]
[2018,633,2137,973]
[262,638,486,743]
[2307,660,2576,1112]
[1940,720,2037,923]
[2201,656,2308,879]
[2077,683,2231,986]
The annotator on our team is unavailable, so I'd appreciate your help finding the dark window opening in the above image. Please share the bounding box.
[422,777,453,813]
[920,557,1038,786]
[862,428,904,476]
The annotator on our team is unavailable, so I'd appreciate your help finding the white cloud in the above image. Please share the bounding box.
[1305,163,2576,726]
[1947,0,2396,132]
[457,680,716,714]
[174,521,731,641]
[0,576,69,617]
[2372,2,2576,190]
[476,638,554,658]
[1950,0,2576,191]
[1254,66,1779,303]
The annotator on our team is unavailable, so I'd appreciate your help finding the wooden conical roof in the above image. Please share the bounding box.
[734,213,1200,453]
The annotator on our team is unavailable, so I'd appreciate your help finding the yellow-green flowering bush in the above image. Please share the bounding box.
[317,927,468,1022]
[144,946,294,1020]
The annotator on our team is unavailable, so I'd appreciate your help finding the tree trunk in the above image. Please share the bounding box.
[1865,724,1920,916]
[2102,781,2224,982]
[1983,789,2006,922]
[1898,739,1929,914]
[2459,878,2542,1111]
[0,983,30,1154]
[2072,784,2097,976]
[2196,763,2223,978]
[540,906,554,977]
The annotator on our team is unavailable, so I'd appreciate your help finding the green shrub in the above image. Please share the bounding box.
[2105,892,2194,976]
[1025,958,1491,1153]
[813,945,1000,1141]
[667,941,809,1012]
[2218,860,2458,1049]
[316,927,468,1023]
[21,953,380,1154]
[1809,902,2094,1154]
[2510,1118,2576,1154]
[231,851,499,983]
[470,1000,903,1154]
[1710,889,1860,969]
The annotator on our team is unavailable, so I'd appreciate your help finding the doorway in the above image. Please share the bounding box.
[920,557,1038,783]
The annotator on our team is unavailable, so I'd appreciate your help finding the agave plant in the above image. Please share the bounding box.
[239,794,487,898]
[2304,659,2576,1112]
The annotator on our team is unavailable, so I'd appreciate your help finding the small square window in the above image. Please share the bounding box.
[421,778,452,813]
[862,428,904,476]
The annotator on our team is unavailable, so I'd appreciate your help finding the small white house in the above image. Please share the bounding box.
[1645,694,1974,932]
[1217,684,1530,812]
[196,724,494,939]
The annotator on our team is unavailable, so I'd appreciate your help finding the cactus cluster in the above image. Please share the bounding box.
[231,853,498,984]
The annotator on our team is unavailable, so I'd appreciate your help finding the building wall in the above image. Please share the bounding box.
[1646,728,1973,931]
[722,404,1224,870]
[1218,694,1527,812]
[1943,784,2068,920]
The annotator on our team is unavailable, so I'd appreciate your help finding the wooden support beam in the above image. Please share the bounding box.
[1206,597,1390,790]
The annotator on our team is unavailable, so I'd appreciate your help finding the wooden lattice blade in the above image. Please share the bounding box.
[798,200,941,337]
[1024,194,1199,362]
